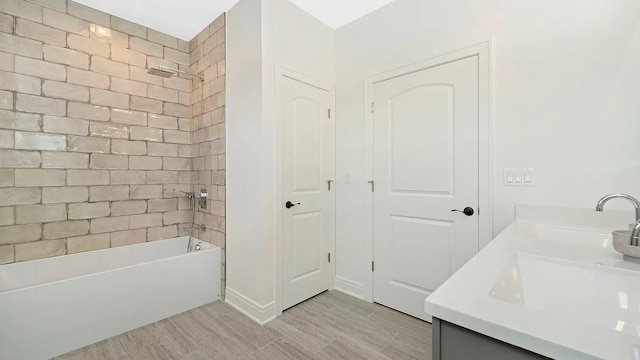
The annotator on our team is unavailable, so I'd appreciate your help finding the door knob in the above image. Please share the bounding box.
[451,207,474,216]
[285,201,300,209]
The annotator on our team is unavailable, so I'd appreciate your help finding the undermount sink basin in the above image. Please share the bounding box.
[490,253,640,337]
[535,224,611,248]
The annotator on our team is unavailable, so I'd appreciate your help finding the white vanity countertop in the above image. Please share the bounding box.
[425,204,640,360]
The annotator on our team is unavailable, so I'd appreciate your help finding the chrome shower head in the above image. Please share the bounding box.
[147,66,175,78]
[147,65,205,81]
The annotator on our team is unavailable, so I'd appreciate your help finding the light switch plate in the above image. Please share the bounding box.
[504,168,535,186]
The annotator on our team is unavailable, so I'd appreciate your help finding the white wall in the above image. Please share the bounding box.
[334,0,640,298]
[226,0,270,317]
[226,0,334,323]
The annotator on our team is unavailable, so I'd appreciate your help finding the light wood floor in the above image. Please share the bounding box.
[55,291,432,360]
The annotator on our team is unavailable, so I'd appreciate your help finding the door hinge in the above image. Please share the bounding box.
[368,180,374,192]
[327,180,333,191]
[328,108,331,118]
[371,102,375,113]
[328,253,331,263]
[372,261,375,272]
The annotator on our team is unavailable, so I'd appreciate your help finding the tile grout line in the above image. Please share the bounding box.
[249,335,283,358]
[377,332,399,357]
[319,307,395,356]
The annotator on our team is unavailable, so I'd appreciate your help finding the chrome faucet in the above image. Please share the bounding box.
[595,193,640,246]
[631,223,640,247]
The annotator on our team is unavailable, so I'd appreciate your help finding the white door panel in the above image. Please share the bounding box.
[391,85,454,194]
[282,76,331,310]
[373,56,480,321]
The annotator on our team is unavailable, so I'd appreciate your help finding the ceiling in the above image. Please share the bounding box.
[74,0,395,41]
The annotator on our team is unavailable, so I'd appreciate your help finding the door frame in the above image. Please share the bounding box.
[363,42,493,302]
[274,66,336,316]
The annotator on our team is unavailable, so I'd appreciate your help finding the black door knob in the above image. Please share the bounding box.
[285,201,300,209]
[451,207,474,216]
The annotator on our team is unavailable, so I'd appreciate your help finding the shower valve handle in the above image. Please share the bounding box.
[285,201,300,209]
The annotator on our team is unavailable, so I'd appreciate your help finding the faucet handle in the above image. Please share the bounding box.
[199,189,207,209]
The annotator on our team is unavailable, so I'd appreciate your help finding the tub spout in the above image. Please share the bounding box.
[170,189,195,198]
[184,224,206,245]
[187,224,206,232]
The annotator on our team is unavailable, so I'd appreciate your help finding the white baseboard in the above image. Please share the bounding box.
[224,287,277,325]
[334,276,368,301]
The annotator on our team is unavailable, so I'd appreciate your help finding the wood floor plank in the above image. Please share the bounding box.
[381,333,433,360]
[316,306,398,351]
[199,335,255,360]
[56,291,432,360]
[250,336,320,360]
[213,314,280,352]
[367,304,432,342]
[320,290,378,317]
[284,291,335,318]
[116,322,168,355]
[155,318,199,357]
[115,345,158,360]
[266,311,336,353]
[316,335,393,360]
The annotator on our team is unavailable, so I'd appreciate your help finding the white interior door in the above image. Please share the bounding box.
[372,56,480,321]
[281,75,332,310]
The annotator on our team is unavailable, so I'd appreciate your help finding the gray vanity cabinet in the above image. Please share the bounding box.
[432,318,551,360]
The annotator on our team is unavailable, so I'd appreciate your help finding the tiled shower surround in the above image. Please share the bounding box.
[189,16,227,292]
[0,0,226,282]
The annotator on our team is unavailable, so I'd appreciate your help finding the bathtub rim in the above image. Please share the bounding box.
[0,236,219,295]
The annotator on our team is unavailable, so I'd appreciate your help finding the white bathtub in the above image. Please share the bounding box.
[0,236,221,360]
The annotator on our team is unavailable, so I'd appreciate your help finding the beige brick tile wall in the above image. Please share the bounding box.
[0,13,14,34]
[16,94,66,116]
[111,108,147,126]
[44,45,89,69]
[43,220,89,239]
[43,116,89,136]
[43,8,90,37]
[0,0,42,24]
[0,149,41,168]
[66,2,109,28]
[67,233,109,253]
[110,17,145,39]
[189,13,226,296]
[110,228,145,247]
[0,91,13,110]
[42,186,89,204]
[129,37,162,57]
[16,56,67,81]
[44,152,84,171]
[0,3,225,305]
[67,68,109,88]
[0,207,15,226]
[90,24,128,48]
[0,71,41,95]
[148,225,178,241]
[16,18,66,47]
[0,32,43,58]
[15,239,65,262]
[68,102,110,121]
[28,0,65,13]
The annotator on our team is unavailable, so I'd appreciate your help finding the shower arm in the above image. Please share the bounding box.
[157,65,205,81]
